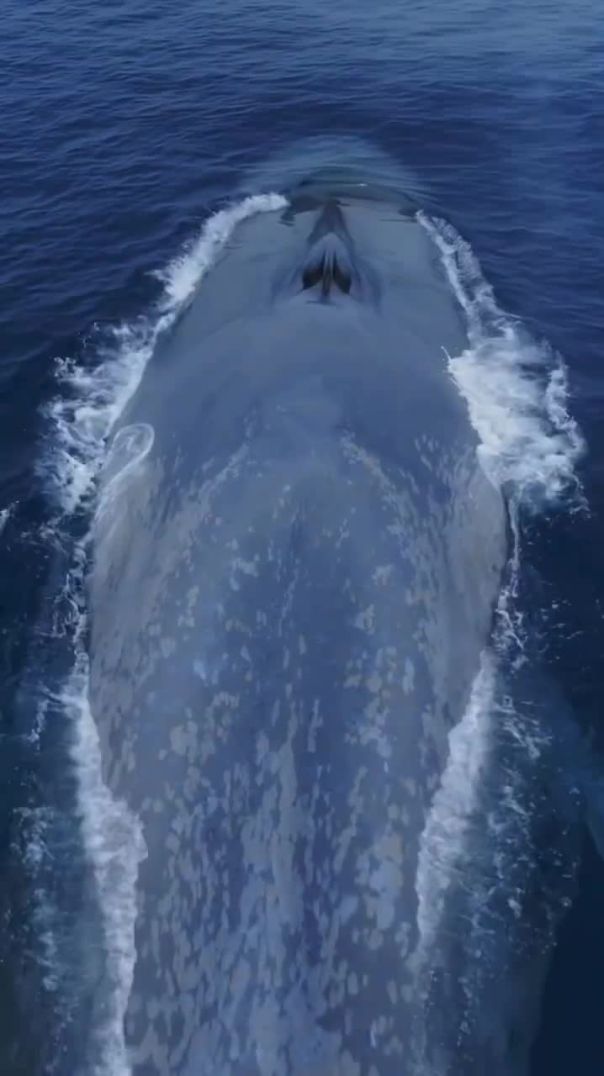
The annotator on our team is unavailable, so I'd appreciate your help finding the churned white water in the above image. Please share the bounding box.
[42,194,287,515]
[0,500,16,533]
[419,212,585,505]
[60,646,146,1076]
[414,650,498,948]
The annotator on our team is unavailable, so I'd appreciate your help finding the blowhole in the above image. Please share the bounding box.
[302,251,352,297]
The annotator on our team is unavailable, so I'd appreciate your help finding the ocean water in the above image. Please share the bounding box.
[1,1,603,1073]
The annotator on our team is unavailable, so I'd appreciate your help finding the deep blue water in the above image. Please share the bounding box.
[1,1,604,1073]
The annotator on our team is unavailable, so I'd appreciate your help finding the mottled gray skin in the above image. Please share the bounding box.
[89,183,506,1075]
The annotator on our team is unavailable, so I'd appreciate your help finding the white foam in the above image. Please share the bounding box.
[0,500,16,534]
[418,213,585,505]
[41,193,287,515]
[414,651,498,949]
[20,803,61,993]
[155,193,286,306]
[60,643,146,1076]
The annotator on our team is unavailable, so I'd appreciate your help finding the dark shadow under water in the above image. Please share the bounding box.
[532,828,604,1073]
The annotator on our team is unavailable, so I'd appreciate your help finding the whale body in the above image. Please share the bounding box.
[88,179,507,1075]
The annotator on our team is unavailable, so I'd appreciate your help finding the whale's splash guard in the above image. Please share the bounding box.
[28,195,287,1076]
[411,214,584,1072]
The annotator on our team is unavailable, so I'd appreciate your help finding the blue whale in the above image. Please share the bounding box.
[88,178,507,1075]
